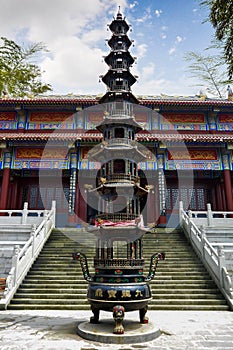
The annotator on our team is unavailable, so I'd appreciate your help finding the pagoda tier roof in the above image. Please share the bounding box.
[1,131,233,143]
[1,95,233,107]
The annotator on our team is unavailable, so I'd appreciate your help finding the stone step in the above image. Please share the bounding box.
[17,287,221,295]
[19,282,217,289]
[8,229,230,311]
[148,305,230,311]
[13,293,88,299]
[7,303,229,311]
[28,266,208,273]
[151,293,224,300]
[23,273,211,281]
[14,291,223,300]
[7,304,90,310]
[149,298,227,305]
[17,288,88,293]
[9,297,227,306]
[151,280,217,286]
[10,299,89,305]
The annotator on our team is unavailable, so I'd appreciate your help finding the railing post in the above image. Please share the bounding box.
[207,203,213,226]
[21,202,28,224]
[179,201,183,221]
[51,200,56,227]
[12,245,20,286]
[217,246,225,288]
[31,224,36,257]
[44,210,49,236]
[200,225,206,258]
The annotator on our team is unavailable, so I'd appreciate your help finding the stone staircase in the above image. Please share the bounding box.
[7,228,230,310]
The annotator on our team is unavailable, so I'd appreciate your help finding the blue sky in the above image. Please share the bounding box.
[0,0,217,96]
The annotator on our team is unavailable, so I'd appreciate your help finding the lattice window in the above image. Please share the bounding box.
[30,186,38,208]
[172,188,179,209]
[180,188,189,210]
[45,188,54,209]
[22,187,28,205]
[165,188,171,210]
[189,188,196,210]
[37,188,46,209]
[197,188,205,210]
[63,187,69,208]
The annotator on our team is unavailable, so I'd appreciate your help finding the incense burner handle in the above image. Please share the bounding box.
[72,252,93,282]
[145,252,165,282]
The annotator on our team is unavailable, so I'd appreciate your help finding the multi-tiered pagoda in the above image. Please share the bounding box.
[73,8,165,335]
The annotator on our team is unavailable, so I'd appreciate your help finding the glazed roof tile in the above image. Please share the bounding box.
[1,94,233,106]
[0,131,232,143]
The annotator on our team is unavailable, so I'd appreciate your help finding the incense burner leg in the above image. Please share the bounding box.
[90,306,100,324]
[113,305,125,334]
[139,305,149,324]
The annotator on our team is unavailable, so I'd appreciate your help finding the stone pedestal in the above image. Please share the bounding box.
[77,317,161,344]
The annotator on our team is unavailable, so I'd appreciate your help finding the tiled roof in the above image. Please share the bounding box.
[0,94,233,106]
[138,133,233,142]
[0,131,231,143]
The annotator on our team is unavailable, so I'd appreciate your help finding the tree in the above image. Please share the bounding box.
[0,37,52,98]
[201,0,233,78]
[185,51,231,98]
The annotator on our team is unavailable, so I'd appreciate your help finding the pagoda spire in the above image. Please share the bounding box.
[99,9,138,104]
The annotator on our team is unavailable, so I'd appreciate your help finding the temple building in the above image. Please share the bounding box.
[0,10,233,228]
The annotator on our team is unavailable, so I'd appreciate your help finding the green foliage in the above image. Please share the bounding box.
[201,0,233,78]
[0,37,52,98]
[185,51,231,98]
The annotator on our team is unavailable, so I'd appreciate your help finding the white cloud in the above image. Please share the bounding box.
[167,35,185,56]
[141,62,155,80]
[0,0,129,94]
[155,9,162,18]
[168,47,176,55]
[41,36,107,94]
[176,35,185,43]
[0,0,210,97]
[81,29,106,46]
[135,7,152,23]
[134,72,199,97]
[135,43,148,58]
[129,1,138,9]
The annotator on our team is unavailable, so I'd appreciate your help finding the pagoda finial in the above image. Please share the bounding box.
[117,6,123,20]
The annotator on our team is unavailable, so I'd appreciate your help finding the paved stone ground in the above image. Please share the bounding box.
[0,310,232,350]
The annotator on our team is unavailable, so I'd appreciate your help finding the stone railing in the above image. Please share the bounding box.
[185,203,233,227]
[179,201,233,310]
[0,202,49,225]
[0,201,56,309]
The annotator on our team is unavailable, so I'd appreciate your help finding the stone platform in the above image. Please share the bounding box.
[0,310,233,349]
[77,318,161,344]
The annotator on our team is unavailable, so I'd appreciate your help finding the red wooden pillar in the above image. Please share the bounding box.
[216,183,224,211]
[0,149,12,210]
[10,180,19,209]
[222,152,233,211]
[0,168,10,210]
[78,187,87,223]
[223,169,233,211]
